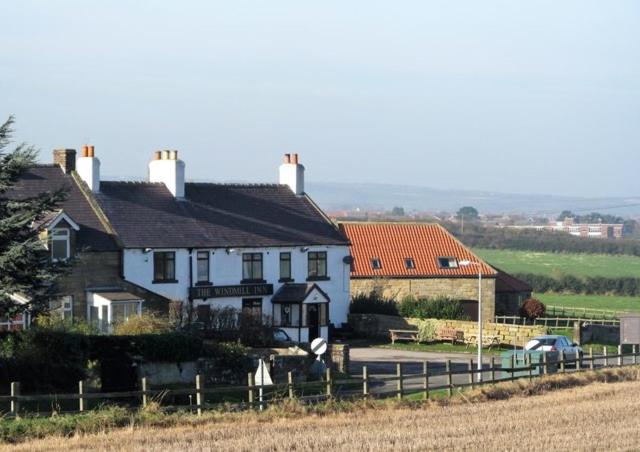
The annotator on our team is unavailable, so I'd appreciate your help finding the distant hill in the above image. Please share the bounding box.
[306,182,640,216]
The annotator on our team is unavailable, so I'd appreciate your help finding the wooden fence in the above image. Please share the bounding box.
[494,315,619,327]
[545,305,621,320]
[1,346,638,418]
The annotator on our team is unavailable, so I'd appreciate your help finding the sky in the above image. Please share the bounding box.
[2,1,639,198]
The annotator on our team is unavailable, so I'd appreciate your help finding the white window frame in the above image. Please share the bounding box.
[50,228,70,261]
[49,295,73,320]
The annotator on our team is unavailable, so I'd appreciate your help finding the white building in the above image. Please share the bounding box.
[79,151,351,342]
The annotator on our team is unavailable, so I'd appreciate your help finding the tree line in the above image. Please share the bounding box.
[514,273,640,297]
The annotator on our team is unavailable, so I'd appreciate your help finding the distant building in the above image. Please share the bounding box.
[509,217,623,239]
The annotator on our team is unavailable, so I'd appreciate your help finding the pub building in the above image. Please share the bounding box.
[86,150,352,342]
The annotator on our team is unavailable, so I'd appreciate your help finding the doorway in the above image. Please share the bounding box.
[307,304,320,342]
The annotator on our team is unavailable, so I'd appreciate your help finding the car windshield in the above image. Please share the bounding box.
[527,338,556,350]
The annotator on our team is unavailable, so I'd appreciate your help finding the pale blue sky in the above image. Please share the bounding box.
[2,1,639,197]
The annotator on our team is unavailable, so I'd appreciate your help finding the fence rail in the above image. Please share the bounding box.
[545,305,622,320]
[494,315,620,327]
[2,345,639,418]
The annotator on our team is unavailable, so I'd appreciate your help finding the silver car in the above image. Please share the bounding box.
[525,335,583,366]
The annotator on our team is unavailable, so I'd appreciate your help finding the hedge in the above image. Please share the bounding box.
[514,273,640,296]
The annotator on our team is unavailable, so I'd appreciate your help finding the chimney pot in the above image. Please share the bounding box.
[154,151,162,160]
[82,145,89,158]
[162,150,170,160]
[292,153,299,164]
[88,145,95,158]
[284,153,291,163]
[170,150,178,160]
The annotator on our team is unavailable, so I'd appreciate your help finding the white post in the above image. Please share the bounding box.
[477,270,483,381]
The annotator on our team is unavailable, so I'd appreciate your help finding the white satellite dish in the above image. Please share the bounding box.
[311,337,328,356]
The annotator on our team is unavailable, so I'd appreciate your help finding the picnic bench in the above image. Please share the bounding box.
[389,329,419,344]
[436,328,464,345]
[464,334,500,350]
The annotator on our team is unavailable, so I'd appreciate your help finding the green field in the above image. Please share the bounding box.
[537,293,640,313]
[474,248,640,278]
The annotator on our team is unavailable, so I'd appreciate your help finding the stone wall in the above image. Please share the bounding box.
[327,344,350,374]
[351,277,496,321]
[55,251,122,319]
[348,313,547,346]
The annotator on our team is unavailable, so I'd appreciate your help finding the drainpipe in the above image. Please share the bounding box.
[188,248,194,325]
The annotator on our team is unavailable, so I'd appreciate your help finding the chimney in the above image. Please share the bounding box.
[279,153,305,195]
[148,149,185,198]
[77,144,101,192]
[53,149,76,174]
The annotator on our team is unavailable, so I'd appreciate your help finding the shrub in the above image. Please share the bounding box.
[113,313,174,335]
[349,292,399,316]
[520,298,546,320]
[33,315,99,335]
[414,319,442,342]
[398,295,468,320]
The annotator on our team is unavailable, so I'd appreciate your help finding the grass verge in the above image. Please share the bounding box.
[377,341,511,355]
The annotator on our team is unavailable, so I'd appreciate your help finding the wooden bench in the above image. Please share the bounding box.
[389,329,420,344]
[436,328,464,345]
[464,334,500,350]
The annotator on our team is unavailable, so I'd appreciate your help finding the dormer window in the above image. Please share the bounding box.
[437,257,458,268]
[50,229,70,261]
[405,258,416,270]
[371,258,382,270]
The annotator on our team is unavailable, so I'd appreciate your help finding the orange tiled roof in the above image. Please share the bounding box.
[339,222,497,278]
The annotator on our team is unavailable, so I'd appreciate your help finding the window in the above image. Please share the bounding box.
[371,258,382,270]
[154,251,176,282]
[242,298,262,319]
[437,257,458,268]
[405,258,416,270]
[308,251,328,279]
[281,304,292,326]
[197,251,210,283]
[242,253,263,281]
[111,302,141,325]
[279,252,292,280]
[49,296,73,320]
[50,229,70,261]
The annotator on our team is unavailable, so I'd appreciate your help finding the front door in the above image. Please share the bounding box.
[307,304,320,342]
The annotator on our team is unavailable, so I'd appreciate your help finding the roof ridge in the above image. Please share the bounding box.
[186,182,283,187]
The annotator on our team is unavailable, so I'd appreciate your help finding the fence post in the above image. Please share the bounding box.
[560,350,565,373]
[141,377,148,408]
[527,354,533,381]
[634,345,638,365]
[10,382,20,418]
[603,347,609,367]
[576,350,581,371]
[248,372,255,408]
[362,366,369,398]
[468,359,475,389]
[287,371,294,399]
[589,347,594,370]
[423,361,429,400]
[79,380,85,412]
[543,352,548,375]
[618,345,623,367]
[446,360,453,398]
[396,363,403,400]
[195,374,203,416]
[510,354,515,380]
[490,357,496,383]
[326,367,332,398]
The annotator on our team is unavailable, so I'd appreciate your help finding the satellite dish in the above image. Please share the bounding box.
[310,337,327,356]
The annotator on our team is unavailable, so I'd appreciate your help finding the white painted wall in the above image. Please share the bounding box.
[148,151,185,198]
[77,156,100,192]
[279,162,305,195]
[123,245,352,328]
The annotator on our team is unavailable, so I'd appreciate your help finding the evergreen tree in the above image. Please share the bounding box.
[0,116,68,317]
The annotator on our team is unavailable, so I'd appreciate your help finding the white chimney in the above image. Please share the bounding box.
[279,153,305,195]
[77,145,100,192]
[148,150,185,198]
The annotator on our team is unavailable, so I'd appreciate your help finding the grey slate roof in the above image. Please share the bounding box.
[94,182,349,248]
[272,283,330,303]
[6,165,118,251]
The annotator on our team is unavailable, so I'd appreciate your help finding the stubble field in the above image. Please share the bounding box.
[7,376,640,452]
